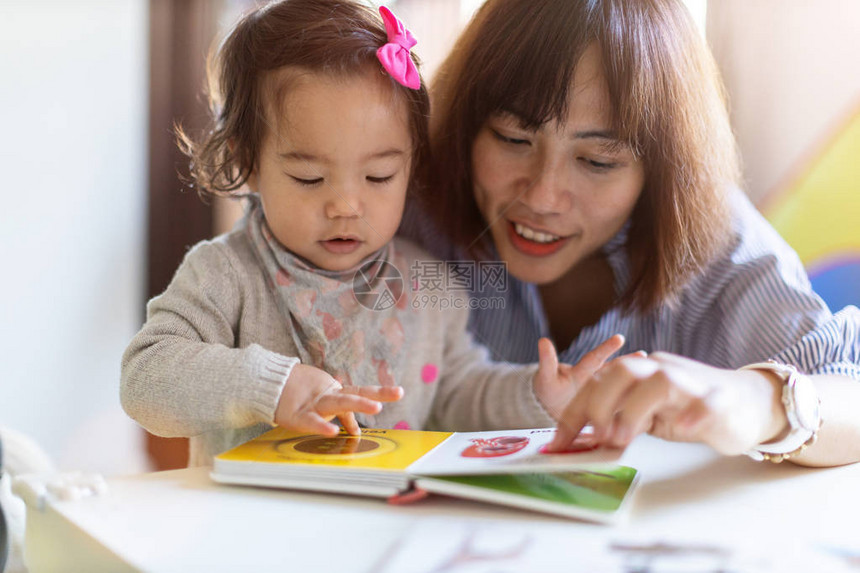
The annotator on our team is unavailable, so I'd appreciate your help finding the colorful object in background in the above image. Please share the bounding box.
[765,102,860,311]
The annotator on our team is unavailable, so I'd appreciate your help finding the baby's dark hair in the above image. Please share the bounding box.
[177,0,430,198]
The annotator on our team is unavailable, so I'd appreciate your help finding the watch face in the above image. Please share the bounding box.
[792,376,821,430]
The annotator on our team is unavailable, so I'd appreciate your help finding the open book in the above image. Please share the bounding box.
[212,427,639,524]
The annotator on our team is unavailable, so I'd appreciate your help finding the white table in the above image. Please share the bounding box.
[17,435,860,572]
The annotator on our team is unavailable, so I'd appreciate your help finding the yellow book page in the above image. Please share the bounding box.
[216,427,452,472]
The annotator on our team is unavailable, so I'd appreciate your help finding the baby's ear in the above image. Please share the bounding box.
[226,137,258,191]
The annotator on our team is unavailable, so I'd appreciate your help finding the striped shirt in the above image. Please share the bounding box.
[401,190,860,378]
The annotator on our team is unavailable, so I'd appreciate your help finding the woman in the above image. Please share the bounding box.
[405,0,860,467]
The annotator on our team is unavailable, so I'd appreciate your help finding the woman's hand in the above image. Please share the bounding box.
[533,334,626,419]
[546,352,786,455]
[274,364,404,436]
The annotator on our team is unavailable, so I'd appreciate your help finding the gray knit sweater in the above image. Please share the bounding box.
[121,222,553,466]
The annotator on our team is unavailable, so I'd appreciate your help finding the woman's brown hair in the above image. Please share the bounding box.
[177,0,429,199]
[427,0,739,313]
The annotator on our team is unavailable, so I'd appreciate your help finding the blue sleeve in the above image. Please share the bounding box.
[669,190,860,378]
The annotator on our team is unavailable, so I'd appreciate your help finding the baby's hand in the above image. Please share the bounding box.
[533,335,626,420]
[275,364,403,436]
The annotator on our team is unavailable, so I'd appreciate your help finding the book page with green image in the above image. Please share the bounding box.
[416,466,639,524]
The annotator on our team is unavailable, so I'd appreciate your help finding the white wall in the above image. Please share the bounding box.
[707,0,860,203]
[0,1,150,475]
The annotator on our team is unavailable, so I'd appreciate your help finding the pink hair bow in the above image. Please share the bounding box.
[376,6,420,90]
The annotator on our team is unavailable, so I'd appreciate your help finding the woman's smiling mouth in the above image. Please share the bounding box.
[507,221,570,256]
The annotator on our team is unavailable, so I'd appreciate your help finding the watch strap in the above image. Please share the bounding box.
[740,361,821,463]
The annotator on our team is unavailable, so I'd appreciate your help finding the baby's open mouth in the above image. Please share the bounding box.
[321,237,362,254]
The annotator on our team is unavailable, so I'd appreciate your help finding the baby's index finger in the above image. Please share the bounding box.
[340,412,361,436]
[607,333,625,346]
[579,335,625,370]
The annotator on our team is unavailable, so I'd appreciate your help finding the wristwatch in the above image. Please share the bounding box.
[740,360,822,463]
